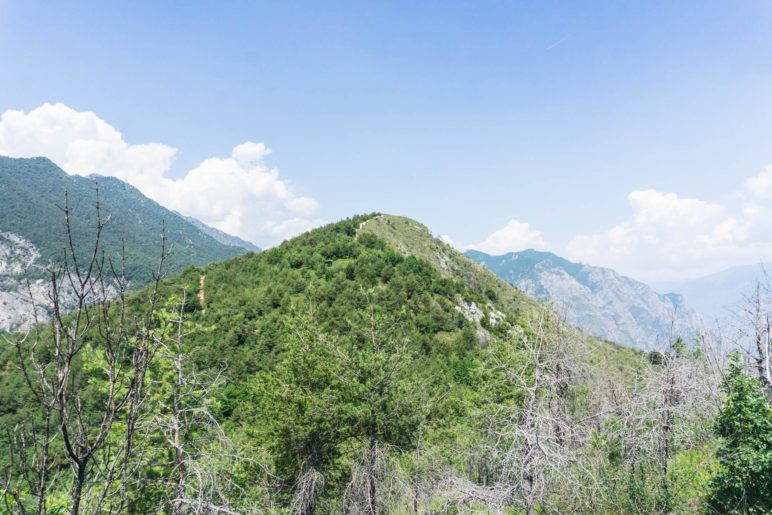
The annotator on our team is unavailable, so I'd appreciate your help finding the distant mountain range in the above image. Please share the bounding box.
[0,155,259,331]
[654,262,771,324]
[465,249,702,349]
[178,213,262,253]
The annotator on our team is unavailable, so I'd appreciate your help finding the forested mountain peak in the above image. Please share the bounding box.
[358,214,538,316]
[0,210,755,513]
[0,155,255,330]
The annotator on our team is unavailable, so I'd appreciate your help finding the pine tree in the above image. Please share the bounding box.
[708,355,772,513]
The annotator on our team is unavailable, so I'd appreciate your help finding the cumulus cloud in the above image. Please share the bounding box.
[566,188,772,282]
[470,219,549,255]
[438,234,457,248]
[0,103,177,184]
[744,166,772,199]
[154,149,323,243]
[0,103,323,246]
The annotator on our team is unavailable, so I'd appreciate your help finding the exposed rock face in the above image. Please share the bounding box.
[455,299,485,324]
[453,299,509,347]
[466,249,703,349]
[0,231,39,275]
[0,231,122,332]
[0,232,50,331]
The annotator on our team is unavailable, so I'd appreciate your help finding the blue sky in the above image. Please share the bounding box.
[1,1,772,282]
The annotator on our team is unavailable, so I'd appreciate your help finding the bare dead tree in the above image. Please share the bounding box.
[484,307,592,514]
[653,314,685,506]
[735,276,772,389]
[1,422,42,515]
[602,309,721,513]
[4,187,167,514]
[1,278,58,515]
[291,465,325,515]
[150,294,248,515]
[342,443,417,515]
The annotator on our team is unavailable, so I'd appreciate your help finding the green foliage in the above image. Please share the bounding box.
[708,355,772,513]
[668,448,718,510]
[0,211,689,512]
[358,214,534,317]
[0,156,247,284]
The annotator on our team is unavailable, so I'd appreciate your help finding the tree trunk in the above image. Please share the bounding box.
[36,411,52,515]
[756,315,771,388]
[524,470,535,515]
[367,436,377,515]
[172,349,186,515]
[70,462,86,515]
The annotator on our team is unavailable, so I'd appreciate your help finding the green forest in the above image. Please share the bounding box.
[0,156,245,284]
[1,212,770,514]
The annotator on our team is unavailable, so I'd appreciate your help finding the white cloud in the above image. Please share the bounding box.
[0,103,323,246]
[744,165,772,199]
[470,219,548,255]
[438,234,457,248]
[154,152,324,243]
[566,188,772,282]
[232,141,271,166]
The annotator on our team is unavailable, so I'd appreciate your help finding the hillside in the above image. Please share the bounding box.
[165,213,567,383]
[358,215,537,317]
[3,212,735,514]
[0,155,254,330]
[465,248,702,348]
[2,212,662,513]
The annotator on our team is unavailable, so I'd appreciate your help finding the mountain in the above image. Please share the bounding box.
[656,262,772,323]
[96,214,645,510]
[5,212,726,513]
[465,248,702,348]
[0,155,254,330]
[178,213,261,252]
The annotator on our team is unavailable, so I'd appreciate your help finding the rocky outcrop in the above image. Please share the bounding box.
[0,232,49,331]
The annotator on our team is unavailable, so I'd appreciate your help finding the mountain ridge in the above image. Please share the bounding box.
[654,262,772,323]
[0,155,255,330]
[465,248,702,348]
[178,212,262,252]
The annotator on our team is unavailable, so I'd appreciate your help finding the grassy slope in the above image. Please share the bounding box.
[359,214,645,374]
[358,215,536,316]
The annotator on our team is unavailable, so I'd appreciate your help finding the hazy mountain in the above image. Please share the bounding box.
[465,248,702,348]
[0,155,253,330]
[178,213,261,252]
[655,262,772,324]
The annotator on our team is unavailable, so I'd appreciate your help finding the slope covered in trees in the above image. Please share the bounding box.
[0,156,256,331]
[0,156,250,283]
[1,213,766,513]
